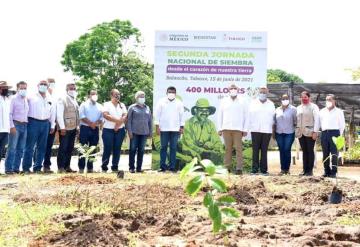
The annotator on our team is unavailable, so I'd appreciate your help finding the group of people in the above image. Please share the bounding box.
[0,79,152,175]
[0,80,346,178]
[216,84,345,177]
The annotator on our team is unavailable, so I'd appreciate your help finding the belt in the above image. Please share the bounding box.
[323,129,339,132]
[13,120,27,125]
[28,117,48,122]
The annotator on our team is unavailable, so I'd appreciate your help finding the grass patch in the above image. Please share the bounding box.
[336,214,360,226]
[0,202,76,247]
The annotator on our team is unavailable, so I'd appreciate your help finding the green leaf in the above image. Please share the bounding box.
[221,223,235,231]
[180,158,197,180]
[332,136,345,151]
[221,208,240,218]
[201,159,216,176]
[190,165,203,173]
[185,175,204,196]
[208,203,222,232]
[217,195,236,205]
[210,178,227,193]
[203,192,213,207]
[215,166,229,175]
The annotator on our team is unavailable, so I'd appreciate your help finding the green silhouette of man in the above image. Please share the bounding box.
[180,98,224,165]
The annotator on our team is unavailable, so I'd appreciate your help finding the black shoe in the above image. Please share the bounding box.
[279,170,287,176]
[129,169,135,173]
[261,172,269,176]
[5,171,14,175]
[43,168,53,174]
[322,174,330,178]
[21,170,31,175]
[78,169,84,174]
[13,171,20,174]
[87,169,94,173]
[329,174,336,178]
[299,172,306,176]
[136,170,144,173]
[111,169,119,173]
[304,172,313,176]
[250,171,258,175]
[102,170,108,173]
[235,170,243,175]
[34,170,42,174]
[158,169,167,173]
[58,168,65,174]
[65,168,75,173]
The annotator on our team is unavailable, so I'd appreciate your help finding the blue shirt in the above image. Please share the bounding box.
[79,100,103,126]
[126,103,152,135]
[275,105,297,134]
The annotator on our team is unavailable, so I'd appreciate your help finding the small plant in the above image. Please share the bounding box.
[180,158,240,233]
[75,144,99,174]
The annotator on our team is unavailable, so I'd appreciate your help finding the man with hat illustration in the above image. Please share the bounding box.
[0,81,12,174]
[181,98,223,165]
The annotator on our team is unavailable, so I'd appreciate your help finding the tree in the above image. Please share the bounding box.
[61,20,153,107]
[267,69,304,83]
[346,67,360,81]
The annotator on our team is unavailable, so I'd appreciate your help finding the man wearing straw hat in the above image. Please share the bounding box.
[0,81,12,174]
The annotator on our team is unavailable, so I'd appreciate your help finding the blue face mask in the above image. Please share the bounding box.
[259,93,267,101]
[19,89,27,97]
[39,85,48,93]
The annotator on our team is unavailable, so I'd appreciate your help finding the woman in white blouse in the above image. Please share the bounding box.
[101,89,127,172]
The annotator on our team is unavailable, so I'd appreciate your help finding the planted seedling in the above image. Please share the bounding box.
[180,158,240,233]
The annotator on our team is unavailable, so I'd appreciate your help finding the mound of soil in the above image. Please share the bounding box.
[49,175,115,185]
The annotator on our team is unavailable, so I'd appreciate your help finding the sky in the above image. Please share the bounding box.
[1,0,360,93]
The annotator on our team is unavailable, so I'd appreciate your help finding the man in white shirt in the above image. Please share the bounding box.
[56,82,79,173]
[42,78,57,173]
[154,86,185,172]
[0,81,12,174]
[319,94,345,178]
[22,80,55,173]
[248,86,275,175]
[218,84,248,175]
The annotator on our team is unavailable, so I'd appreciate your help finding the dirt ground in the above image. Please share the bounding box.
[1,170,360,247]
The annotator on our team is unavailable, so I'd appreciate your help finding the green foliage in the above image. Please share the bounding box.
[267,69,304,83]
[344,143,360,161]
[345,67,360,81]
[181,158,240,233]
[61,19,153,107]
[332,136,345,151]
[76,144,99,171]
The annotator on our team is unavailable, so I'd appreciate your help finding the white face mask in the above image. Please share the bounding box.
[90,95,98,102]
[326,101,333,109]
[229,89,237,97]
[167,93,176,100]
[138,97,145,105]
[19,89,27,97]
[68,90,77,98]
[281,99,289,106]
[39,85,48,93]
[259,93,267,101]
[49,83,55,89]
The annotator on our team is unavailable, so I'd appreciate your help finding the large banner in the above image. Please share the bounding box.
[153,31,267,169]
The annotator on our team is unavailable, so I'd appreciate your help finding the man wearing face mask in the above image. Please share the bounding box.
[77,90,103,173]
[41,78,57,173]
[319,94,345,178]
[0,81,12,174]
[218,84,249,174]
[248,86,275,175]
[274,94,297,175]
[22,80,55,173]
[4,81,29,174]
[154,86,185,172]
[56,82,79,173]
[126,91,152,173]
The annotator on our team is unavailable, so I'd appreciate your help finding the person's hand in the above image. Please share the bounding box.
[242,131,247,137]
[60,129,66,136]
[156,126,160,136]
[114,122,120,132]
[179,127,184,134]
[49,128,55,134]
[116,118,124,125]
[312,132,318,141]
[10,127,16,135]
[90,122,97,129]
[128,132,133,139]
[218,131,222,136]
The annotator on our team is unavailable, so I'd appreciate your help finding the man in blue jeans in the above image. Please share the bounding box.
[78,90,103,173]
[127,91,152,173]
[154,86,185,173]
[0,81,12,174]
[319,94,345,178]
[5,81,29,174]
[22,80,55,173]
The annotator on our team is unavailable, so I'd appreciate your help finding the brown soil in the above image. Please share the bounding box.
[20,175,360,246]
[49,175,116,185]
